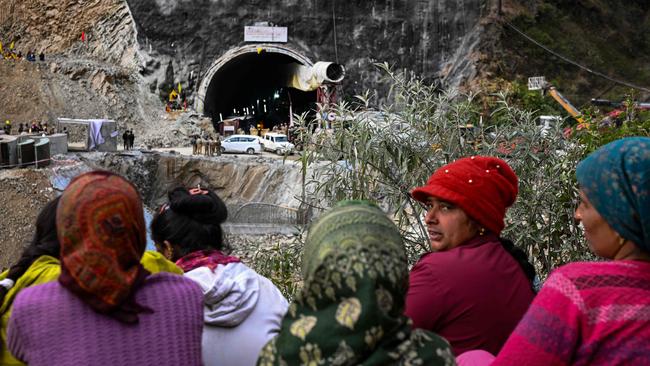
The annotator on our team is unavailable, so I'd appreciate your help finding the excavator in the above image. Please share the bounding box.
[545,86,585,125]
[528,76,585,125]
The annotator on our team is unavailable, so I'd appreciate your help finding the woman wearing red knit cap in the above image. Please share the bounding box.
[405,156,536,356]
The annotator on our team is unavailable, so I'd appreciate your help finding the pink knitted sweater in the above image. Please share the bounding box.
[7,272,204,366]
[493,260,650,365]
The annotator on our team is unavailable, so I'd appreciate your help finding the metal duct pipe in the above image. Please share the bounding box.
[283,62,345,91]
[312,62,345,83]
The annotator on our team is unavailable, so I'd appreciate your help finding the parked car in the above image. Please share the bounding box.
[221,135,261,155]
[261,133,294,154]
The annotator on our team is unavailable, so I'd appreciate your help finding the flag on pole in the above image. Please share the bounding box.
[177,82,182,93]
[81,31,85,42]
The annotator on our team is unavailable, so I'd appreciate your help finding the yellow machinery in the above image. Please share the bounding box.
[545,86,585,124]
[528,76,585,125]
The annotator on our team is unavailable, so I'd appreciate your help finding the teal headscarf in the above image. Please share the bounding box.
[576,137,650,252]
[257,202,455,366]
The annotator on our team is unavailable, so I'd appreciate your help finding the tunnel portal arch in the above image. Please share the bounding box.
[196,44,316,128]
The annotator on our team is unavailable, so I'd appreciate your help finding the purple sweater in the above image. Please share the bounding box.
[7,272,204,366]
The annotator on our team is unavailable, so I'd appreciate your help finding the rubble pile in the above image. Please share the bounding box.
[0,169,56,270]
[138,112,214,148]
[226,233,299,264]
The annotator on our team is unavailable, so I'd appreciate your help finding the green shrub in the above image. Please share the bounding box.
[251,239,303,301]
[296,63,593,278]
[572,97,650,153]
[257,65,648,296]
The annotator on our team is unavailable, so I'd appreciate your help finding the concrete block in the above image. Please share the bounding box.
[34,138,51,168]
[0,135,18,168]
[18,139,35,167]
[47,133,68,156]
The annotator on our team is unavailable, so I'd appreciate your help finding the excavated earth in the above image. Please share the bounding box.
[0,152,306,270]
[0,169,56,270]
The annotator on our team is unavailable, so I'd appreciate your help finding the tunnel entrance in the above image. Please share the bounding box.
[197,45,316,134]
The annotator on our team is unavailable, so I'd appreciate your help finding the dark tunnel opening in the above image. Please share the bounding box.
[203,52,316,134]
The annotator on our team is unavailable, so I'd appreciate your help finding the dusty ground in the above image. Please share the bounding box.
[0,169,55,270]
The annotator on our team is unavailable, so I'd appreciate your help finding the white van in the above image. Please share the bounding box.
[261,133,294,154]
[221,135,262,155]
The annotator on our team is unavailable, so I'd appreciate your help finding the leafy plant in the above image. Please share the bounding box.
[572,94,650,153]
[295,63,593,278]
[251,239,304,301]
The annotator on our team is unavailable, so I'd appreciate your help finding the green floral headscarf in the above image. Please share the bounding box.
[257,202,456,366]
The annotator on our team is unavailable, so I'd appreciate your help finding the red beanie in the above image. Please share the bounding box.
[411,156,518,235]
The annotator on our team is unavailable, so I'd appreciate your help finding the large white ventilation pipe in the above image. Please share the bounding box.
[284,62,345,91]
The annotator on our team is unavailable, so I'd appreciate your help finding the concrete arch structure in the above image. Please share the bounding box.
[195,44,314,115]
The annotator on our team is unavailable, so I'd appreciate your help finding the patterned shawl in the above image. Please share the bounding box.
[57,171,151,324]
[175,249,241,272]
[257,201,455,366]
[577,137,650,253]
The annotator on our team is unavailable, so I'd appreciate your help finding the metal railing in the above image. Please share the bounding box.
[230,202,309,225]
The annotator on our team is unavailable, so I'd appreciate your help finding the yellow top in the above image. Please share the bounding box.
[140,250,183,275]
[0,251,182,365]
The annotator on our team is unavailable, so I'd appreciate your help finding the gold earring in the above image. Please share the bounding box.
[479,227,485,236]
[618,236,626,247]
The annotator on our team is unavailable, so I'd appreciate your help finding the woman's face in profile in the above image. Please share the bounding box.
[575,190,620,259]
[423,197,479,252]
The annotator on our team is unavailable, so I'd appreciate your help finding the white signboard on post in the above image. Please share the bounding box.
[244,26,288,43]
[527,76,547,91]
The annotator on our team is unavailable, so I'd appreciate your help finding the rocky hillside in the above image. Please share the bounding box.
[0,0,647,133]
[0,169,55,269]
[0,0,494,133]
[127,0,489,100]
[0,0,162,134]
[484,0,650,105]
[0,0,137,68]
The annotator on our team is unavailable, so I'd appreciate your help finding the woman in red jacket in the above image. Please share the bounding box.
[405,156,536,356]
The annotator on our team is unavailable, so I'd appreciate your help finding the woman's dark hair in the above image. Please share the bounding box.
[0,196,61,304]
[499,237,537,292]
[150,186,229,260]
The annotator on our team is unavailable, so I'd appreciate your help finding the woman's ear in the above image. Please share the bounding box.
[161,240,175,261]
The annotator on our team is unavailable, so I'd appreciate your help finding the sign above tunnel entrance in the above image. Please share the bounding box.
[244,26,288,43]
